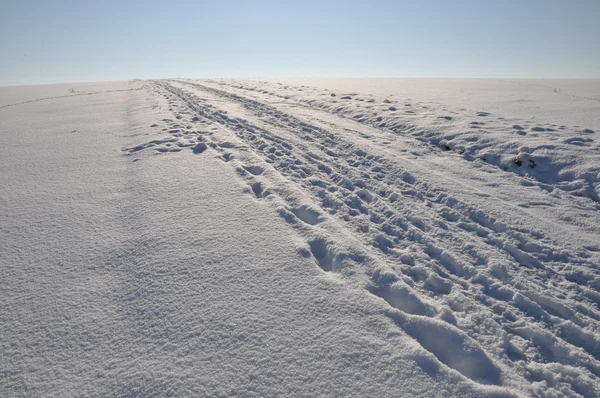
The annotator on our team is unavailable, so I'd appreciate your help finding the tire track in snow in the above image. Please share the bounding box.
[0,87,146,110]
[139,81,517,388]
[177,82,599,286]
[192,80,600,301]
[171,81,600,372]
[124,80,600,396]
[210,79,600,204]
[175,78,600,380]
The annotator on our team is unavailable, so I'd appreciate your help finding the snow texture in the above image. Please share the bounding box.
[1,78,600,397]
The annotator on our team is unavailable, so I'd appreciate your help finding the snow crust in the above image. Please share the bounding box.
[1,78,599,397]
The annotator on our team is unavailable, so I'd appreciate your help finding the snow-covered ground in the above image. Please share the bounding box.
[1,78,599,397]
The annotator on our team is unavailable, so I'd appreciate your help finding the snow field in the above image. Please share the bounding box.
[2,78,600,396]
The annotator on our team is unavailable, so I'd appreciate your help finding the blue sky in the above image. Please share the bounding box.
[1,0,599,85]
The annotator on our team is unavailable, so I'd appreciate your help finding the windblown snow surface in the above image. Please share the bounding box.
[1,78,600,397]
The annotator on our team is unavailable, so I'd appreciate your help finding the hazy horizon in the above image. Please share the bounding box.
[4,76,600,89]
[2,0,599,85]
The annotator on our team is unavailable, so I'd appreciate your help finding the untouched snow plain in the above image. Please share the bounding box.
[1,78,600,397]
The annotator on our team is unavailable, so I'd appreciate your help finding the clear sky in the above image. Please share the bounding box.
[1,0,599,85]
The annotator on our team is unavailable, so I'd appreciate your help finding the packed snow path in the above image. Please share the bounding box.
[2,79,600,397]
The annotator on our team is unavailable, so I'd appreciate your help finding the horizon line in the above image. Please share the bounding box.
[3,75,600,88]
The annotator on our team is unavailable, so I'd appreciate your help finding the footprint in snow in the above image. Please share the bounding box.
[192,142,207,154]
[242,165,265,176]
